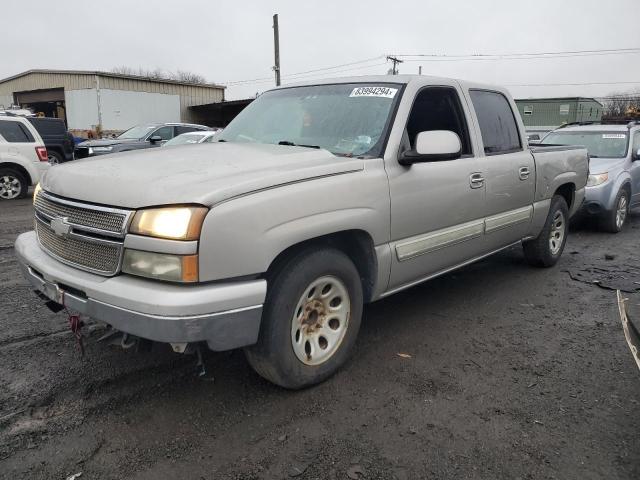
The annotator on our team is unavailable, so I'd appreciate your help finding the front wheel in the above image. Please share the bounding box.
[245,248,363,389]
[523,195,569,267]
[601,189,629,233]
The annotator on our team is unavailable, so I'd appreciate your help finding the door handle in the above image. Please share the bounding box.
[469,173,485,189]
[519,166,531,180]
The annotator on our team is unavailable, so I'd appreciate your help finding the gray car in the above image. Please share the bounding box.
[74,122,211,158]
[541,122,640,232]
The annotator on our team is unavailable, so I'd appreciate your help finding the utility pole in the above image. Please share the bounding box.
[273,14,281,86]
[386,55,403,75]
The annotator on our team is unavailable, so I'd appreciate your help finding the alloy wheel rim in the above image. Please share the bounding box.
[549,210,565,255]
[291,275,351,366]
[0,175,21,199]
[48,154,59,165]
[616,195,628,229]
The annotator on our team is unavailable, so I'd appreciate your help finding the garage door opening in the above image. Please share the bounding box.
[14,88,67,125]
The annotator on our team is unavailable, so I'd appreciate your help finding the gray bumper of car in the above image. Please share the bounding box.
[15,231,266,351]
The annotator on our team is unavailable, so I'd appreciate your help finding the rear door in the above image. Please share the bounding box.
[467,90,536,249]
[386,84,486,291]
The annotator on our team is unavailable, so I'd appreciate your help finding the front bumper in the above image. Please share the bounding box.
[580,181,616,216]
[15,231,266,351]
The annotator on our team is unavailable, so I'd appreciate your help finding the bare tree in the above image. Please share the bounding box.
[601,89,640,118]
[110,66,209,84]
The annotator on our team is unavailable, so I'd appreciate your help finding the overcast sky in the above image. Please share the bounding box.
[3,0,639,100]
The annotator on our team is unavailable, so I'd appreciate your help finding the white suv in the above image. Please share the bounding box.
[0,115,49,200]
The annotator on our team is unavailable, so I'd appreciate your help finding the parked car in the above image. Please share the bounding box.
[0,115,49,200]
[541,122,640,232]
[15,75,588,388]
[162,129,221,147]
[74,122,211,158]
[26,117,75,164]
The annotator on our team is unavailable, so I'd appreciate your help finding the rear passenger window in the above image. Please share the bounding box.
[176,126,200,135]
[470,90,521,155]
[0,121,35,143]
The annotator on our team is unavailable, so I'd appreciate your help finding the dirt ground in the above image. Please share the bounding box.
[1,194,639,480]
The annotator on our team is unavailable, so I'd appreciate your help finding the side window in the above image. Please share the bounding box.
[470,90,522,155]
[176,126,200,135]
[0,121,35,143]
[151,126,174,140]
[633,132,640,153]
[404,87,472,156]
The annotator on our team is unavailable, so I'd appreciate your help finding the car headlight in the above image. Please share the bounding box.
[33,183,42,204]
[129,206,208,240]
[122,249,198,282]
[587,173,608,187]
[92,146,113,152]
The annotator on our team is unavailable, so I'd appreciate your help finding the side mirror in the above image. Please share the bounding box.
[633,148,640,161]
[149,135,163,144]
[399,130,462,165]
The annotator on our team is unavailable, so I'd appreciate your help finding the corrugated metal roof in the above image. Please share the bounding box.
[0,69,225,89]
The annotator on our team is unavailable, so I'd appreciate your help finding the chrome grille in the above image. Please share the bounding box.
[33,191,132,276]
[34,192,126,234]
[36,219,122,275]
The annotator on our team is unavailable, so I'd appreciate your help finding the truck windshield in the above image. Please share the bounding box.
[541,131,629,158]
[118,125,156,140]
[217,83,402,157]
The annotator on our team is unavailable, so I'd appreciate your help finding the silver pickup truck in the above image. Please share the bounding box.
[15,75,588,388]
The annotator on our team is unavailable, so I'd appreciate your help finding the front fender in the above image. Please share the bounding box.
[198,162,390,282]
[605,171,632,211]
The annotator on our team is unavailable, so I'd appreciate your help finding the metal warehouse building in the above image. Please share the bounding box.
[515,97,603,131]
[0,69,225,133]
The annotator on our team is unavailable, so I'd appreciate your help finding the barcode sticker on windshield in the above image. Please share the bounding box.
[602,134,626,139]
[350,87,398,98]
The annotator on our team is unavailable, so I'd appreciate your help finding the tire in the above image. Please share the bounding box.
[47,150,64,165]
[600,188,629,233]
[245,248,363,389]
[0,168,29,200]
[523,195,569,267]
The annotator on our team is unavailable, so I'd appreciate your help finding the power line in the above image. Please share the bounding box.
[507,80,640,87]
[223,55,385,86]
[393,47,640,59]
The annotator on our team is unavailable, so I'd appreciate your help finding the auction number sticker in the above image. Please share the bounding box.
[350,86,398,98]
[602,134,626,139]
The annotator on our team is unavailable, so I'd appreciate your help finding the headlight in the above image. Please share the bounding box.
[129,206,208,240]
[587,173,608,187]
[92,146,113,152]
[122,249,198,282]
[33,183,42,204]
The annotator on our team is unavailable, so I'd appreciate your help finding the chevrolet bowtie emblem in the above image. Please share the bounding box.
[50,217,72,237]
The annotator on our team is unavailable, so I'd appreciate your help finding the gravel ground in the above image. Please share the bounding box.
[1,194,639,480]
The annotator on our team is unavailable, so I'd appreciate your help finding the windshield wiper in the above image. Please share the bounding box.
[278,140,320,149]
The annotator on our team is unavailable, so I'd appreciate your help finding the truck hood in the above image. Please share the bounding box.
[77,138,140,147]
[42,142,364,208]
[588,157,626,175]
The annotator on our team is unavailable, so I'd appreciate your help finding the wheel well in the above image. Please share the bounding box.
[554,183,575,209]
[0,162,32,185]
[621,181,631,196]
[265,230,378,303]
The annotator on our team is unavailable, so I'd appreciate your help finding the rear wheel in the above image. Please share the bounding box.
[601,188,629,233]
[47,150,63,165]
[245,248,363,389]
[523,195,569,267]
[0,169,28,200]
